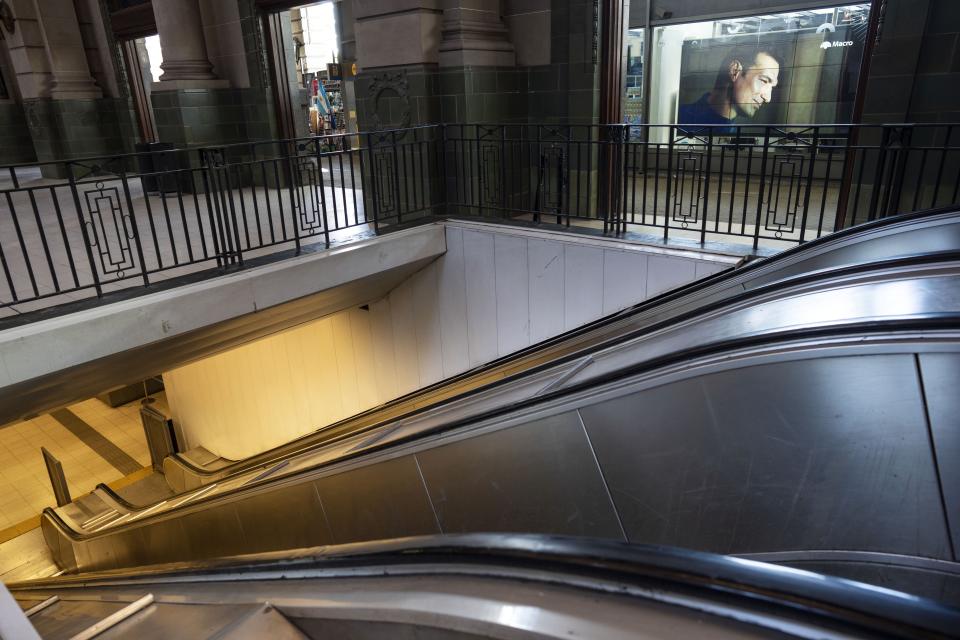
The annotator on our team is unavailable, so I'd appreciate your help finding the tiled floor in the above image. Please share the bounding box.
[0,392,167,531]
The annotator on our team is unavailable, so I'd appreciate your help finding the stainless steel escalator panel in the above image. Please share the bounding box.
[47,265,960,540]
[918,352,960,558]
[579,353,951,559]
[232,481,334,554]
[314,455,440,544]
[180,504,250,561]
[158,211,960,492]
[415,411,625,539]
[48,264,960,544]
[136,518,191,570]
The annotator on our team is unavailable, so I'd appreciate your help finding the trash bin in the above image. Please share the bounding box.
[135,141,176,194]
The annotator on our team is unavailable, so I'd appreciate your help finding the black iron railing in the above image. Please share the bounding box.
[1,122,958,315]
[443,123,960,249]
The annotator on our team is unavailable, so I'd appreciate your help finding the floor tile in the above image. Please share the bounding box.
[0,392,165,525]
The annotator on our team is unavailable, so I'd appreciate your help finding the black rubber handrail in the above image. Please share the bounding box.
[15,533,960,637]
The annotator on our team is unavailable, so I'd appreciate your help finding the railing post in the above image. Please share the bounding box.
[565,124,573,227]
[617,124,630,235]
[118,165,151,286]
[799,128,820,243]
[867,125,892,221]
[392,130,403,225]
[476,125,485,218]
[929,124,953,208]
[285,140,302,255]
[223,154,245,267]
[66,162,103,298]
[663,126,675,244]
[884,126,912,217]
[366,132,381,232]
[557,148,566,226]
[752,127,772,252]
[501,125,508,218]
[314,137,331,248]
[833,126,856,231]
[537,124,544,224]
[700,128,714,245]
[440,124,449,216]
[200,148,228,267]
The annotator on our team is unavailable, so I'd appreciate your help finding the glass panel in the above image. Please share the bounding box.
[144,34,163,83]
[624,28,645,128]
[648,3,871,133]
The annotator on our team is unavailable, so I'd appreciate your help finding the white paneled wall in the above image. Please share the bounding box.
[165,222,736,460]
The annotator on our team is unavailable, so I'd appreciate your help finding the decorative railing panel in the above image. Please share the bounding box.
[1,122,958,317]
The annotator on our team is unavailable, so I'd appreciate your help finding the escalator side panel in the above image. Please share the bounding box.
[181,504,251,561]
[315,455,440,544]
[112,526,156,570]
[918,353,960,559]
[41,517,75,573]
[232,481,335,553]
[580,354,952,559]
[82,534,123,573]
[135,517,191,569]
[416,412,625,539]
[40,345,960,588]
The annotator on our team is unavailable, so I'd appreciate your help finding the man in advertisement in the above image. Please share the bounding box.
[678,46,782,133]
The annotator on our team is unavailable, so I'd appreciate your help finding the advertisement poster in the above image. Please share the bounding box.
[669,5,869,132]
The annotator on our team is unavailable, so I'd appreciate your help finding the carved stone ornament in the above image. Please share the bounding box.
[23,100,43,129]
[368,70,411,131]
[0,1,15,38]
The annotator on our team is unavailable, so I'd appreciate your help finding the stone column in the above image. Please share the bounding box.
[3,0,101,99]
[152,0,226,88]
[438,0,515,67]
[335,0,360,134]
[1,0,133,173]
[37,0,102,98]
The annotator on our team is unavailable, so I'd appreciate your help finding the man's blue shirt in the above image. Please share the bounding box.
[677,93,736,134]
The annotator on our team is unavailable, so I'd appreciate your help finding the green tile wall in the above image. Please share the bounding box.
[0,102,37,165]
[21,97,139,176]
[151,88,278,147]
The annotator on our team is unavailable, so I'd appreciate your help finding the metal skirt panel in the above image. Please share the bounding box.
[579,353,949,558]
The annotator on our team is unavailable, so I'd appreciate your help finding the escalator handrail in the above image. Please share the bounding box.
[45,257,960,540]
[15,533,960,637]
[160,206,960,484]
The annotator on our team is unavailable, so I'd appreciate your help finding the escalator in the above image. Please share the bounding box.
[121,205,960,495]
[22,208,960,609]
[8,534,960,639]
